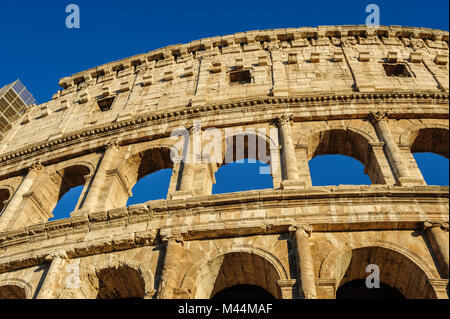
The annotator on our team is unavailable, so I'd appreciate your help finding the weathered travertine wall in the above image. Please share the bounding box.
[0,25,448,299]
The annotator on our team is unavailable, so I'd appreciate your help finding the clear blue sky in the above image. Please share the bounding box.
[0,1,447,220]
[1,0,448,102]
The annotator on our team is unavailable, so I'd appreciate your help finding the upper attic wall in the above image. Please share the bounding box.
[0,25,448,158]
[56,25,449,88]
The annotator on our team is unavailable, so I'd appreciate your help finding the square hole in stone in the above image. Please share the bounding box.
[97,96,115,112]
[383,64,411,77]
[230,70,252,84]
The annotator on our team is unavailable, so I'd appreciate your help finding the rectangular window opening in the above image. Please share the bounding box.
[383,63,411,77]
[97,96,115,112]
[230,70,252,84]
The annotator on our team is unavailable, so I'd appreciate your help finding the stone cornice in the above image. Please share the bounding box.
[0,186,447,270]
[0,90,448,172]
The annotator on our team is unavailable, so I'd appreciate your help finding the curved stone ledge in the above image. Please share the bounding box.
[0,186,447,270]
[0,90,448,171]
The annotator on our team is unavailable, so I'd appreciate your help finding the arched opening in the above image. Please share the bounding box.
[212,133,274,194]
[410,128,449,158]
[0,188,10,213]
[0,284,27,299]
[413,153,449,186]
[307,129,381,184]
[212,284,276,299]
[47,165,90,220]
[409,128,449,186]
[96,265,146,299]
[337,279,405,299]
[309,155,371,186]
[17,164,91,227]
[127,168,172,205]
[124,148,173,205]
[212,160,273,194]
[331,246,434,299]
[50,185,84,220]
[189,251,283,299]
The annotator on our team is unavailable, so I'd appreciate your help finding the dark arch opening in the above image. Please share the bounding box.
[413,153,449,186]
[309,154,371,186]
[336,279,405,299]
[0,188,10,212]
[331,246,433,299]
[198,252,281,299]
[96,265,145,299]
[212,284,276,299]
[0,285,27,299]
[127,168,172,205]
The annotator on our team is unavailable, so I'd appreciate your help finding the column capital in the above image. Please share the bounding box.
[275,114,294,127]
[276,279,297,288]
[368,111,388,124]
[423,221,449,232]
[173,288,192,299]
[289,223,313,237]
[29,161,44,174]
[45,250,68,262]
[104,139,120,151]
[162,233,184,245]
[187,121,202,134]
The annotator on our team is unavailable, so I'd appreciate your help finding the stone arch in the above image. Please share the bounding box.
[204,126,280,190]
[0,187,12,213]
[0,278,33,299]
[10,163,93,229]
[83,258,155,299]
[116,144,174,204]
[400,126,449,158]
[319,242,439,299]
[50,159,96,179]
[218,127,278,165]
[303,127,384,184]
[180,245,288,299]
[399,125,449,185]
[38,164,91,215]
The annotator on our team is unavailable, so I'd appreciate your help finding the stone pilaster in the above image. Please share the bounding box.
[428,279,449,299]
[277,279,297,299]
[368,142,397,185]
[73,140,122,215]
[290,224,317,299]
[295,144,312,187]
[369,112,423,186]
[423,221,449,279]
[172,125,201,199]
[315,279,337,299]
[276,115,304,189]
[0,162,44,231]
[36,251,68,299]
[157,234,184,299]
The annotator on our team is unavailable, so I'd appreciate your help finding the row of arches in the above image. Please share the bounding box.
[0,126,448,224]
[0,244,442,299]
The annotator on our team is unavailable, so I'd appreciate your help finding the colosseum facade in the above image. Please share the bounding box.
[0,25,448,299]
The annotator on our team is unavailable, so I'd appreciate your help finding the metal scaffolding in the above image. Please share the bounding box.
[0,79,35,140]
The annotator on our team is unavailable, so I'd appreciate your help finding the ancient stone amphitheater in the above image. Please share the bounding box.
[0,25,448,299]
